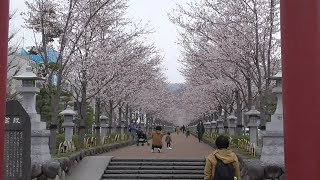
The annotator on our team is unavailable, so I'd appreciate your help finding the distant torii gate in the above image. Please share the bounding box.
[0,0,319,180]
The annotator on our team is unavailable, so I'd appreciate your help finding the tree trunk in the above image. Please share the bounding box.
[108,100,114,132]
[79,80,87,148]
[49,69,63,154]
[125,104,129,127]
[245,77,253,126]
[95,98,101,145]
[235,89,243,135]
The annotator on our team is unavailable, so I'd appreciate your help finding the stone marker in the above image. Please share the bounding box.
[4,100,31,180]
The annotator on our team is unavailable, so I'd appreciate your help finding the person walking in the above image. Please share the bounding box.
[165,132,172,149]
[176,126,180,135]
[204,135,241,180]
[151,126,164,153]
[185,126,190,138]
[129,121,137,141]
[197,120,205,142]
[182,125,186,134]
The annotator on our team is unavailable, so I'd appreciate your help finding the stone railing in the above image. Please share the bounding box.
[31,140,135,180]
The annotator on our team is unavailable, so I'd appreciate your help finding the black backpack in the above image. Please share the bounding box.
[212,156,235,180]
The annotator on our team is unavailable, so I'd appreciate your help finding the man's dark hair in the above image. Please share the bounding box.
[155,126,162,131]
[167,132,170,135]
[215,135,229,149]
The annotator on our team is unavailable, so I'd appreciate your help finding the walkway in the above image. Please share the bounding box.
[102,132,214,158]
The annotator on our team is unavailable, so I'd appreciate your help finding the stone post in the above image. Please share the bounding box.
[227,113,237,137]
[60,106,76,142]
[260,71,284,166]
[120,119,126,136]
[204,121,210,133]
[245,106,260,145]
[216,116,225,134]
[210,120,217,133]
[107,117,112,135]
[13,66,51,163]
[100,115,107,143]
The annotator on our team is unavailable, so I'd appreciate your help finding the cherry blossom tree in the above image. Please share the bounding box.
[170,0,281,128]
[24,0,131,152]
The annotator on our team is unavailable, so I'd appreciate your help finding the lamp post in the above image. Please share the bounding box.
[13,66,51,163]
[260,71,284,166]
[227,113,237,137]
[210,120,217,133]
[217,111,225,134]
[60,106,76,142]
[100,115,108,143]
[245,106,260,145]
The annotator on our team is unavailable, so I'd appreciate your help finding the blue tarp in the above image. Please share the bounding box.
[19,48,58,63]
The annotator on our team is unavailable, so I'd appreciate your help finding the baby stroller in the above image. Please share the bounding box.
[136,130,149,146]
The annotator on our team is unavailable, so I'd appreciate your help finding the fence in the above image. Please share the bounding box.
[236,138,256,157]
[58,140,76,154]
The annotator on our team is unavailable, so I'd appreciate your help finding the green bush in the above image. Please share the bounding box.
[72,135,81,150]
[56,134,65,148]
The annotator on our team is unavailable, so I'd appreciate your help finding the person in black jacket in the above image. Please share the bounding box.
[197,120,205,142]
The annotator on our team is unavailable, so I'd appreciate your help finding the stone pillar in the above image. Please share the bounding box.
[60,106,76,142]
[210,120,217,133]
[227,114,237,137]
[13,66,51,163]
[204,121,210,133]
[245,106,260,145]
[107,117,112,135]
[120,120,126,135]
[260,72,284,166]
[216,116,225,135]
[100,115,108,143]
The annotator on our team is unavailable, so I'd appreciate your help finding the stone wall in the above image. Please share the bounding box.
[31,141,135,180]
[202,136,285,180]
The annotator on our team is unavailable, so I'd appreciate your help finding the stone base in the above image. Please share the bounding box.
[31,130,51,164]
[31,119,46,130]
[260,131,284,167]
[266,114,283,131]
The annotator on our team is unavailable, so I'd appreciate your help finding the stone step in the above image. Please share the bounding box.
[102,179,201,180]
[106,165,204,170]
[101,174,204,179]
[108,161,205,166]
[102,158,205,179]
[107,166,204,170]
[111,158,205,162]
[104,169,203,174]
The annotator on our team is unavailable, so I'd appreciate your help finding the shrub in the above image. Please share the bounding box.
[56,134,65,148]
[72,135,81,150]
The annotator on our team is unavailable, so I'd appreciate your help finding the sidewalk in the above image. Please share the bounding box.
[102,132,214,159]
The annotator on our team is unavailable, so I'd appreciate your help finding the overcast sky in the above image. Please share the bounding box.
[9,0,187,84]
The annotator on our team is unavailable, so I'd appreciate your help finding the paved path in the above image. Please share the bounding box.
[102,132,214,159]
[67,156,112,180]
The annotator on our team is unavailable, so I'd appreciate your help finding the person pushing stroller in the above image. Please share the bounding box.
[136,127,149,146]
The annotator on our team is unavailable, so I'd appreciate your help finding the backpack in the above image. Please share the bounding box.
[212,156,235,180]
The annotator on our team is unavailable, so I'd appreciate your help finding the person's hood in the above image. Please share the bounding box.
[212,149,237,164]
